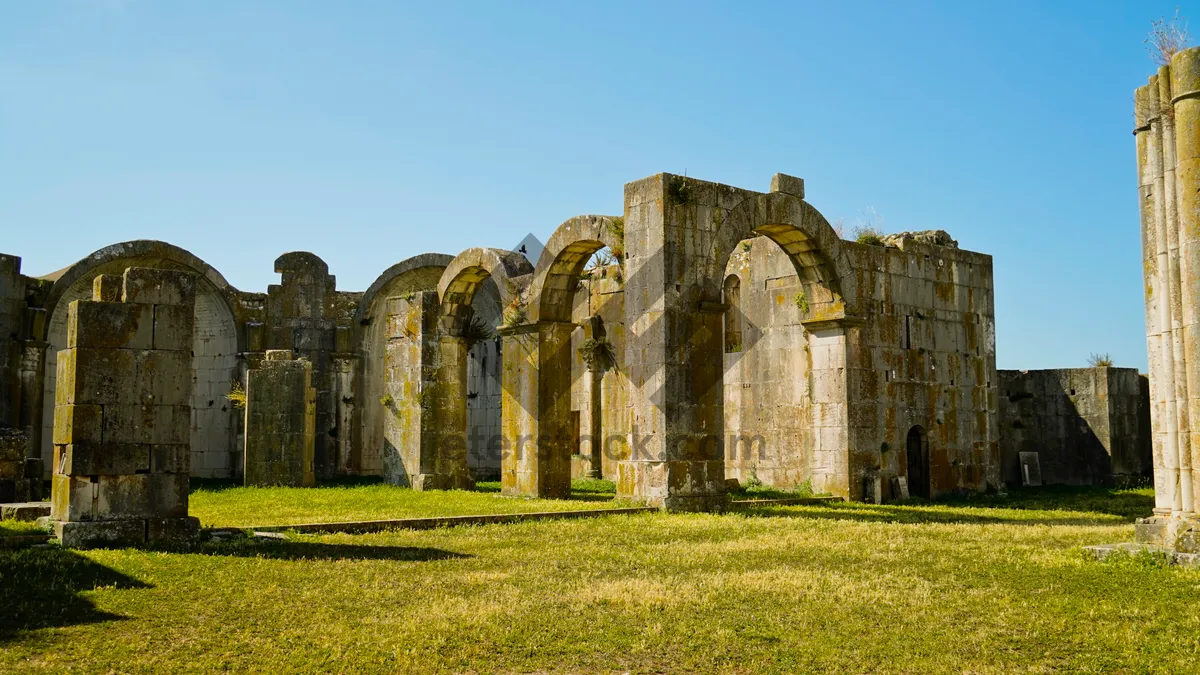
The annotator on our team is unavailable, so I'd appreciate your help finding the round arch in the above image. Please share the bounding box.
[357,253,454,325]
[528,215,623,323]
[708,191,860,318]
[42,239,238,326]
[357,254,455,475]
[38,240,241,479]
[437,247,533,328]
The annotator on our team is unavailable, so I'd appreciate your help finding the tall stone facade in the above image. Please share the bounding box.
[1134,46,1200,550]
[48,268,199,548]
[243,350,316,487]
[998,368,1152,486]
[0,255,46,502]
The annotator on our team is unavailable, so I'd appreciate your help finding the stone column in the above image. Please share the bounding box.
[381,291,473,490]
[1171,50,1200,515]
[620,175,729,512]
[498,321,573,498]
[47,268,199,548]
[243,350,316,487]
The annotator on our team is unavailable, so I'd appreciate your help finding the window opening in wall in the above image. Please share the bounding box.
[903,315,912,350]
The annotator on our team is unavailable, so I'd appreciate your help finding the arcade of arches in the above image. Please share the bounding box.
[0,172,1010,511]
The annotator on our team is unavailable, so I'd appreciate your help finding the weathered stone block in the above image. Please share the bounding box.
[101,404,189,445]
[55,443,151,476]
[94,473,189,520]
[56,348,137,406]
[55,519,146,548]
[135,350,192,406]
[149,444,191,474]
[53,404,103,445]
[51,474,94,521]
[146,516,200,543]
[121,267,196,306]
[151,304,195,351]
[92,274,123,302]
[67,300,153,350]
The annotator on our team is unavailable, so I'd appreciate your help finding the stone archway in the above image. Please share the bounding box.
[38,241,241,478]
[507,215,624,498]
[356,253,454,475]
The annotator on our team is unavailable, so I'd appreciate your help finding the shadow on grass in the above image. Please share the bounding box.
[190,476,387,493]
[164,539,473,562]
[732,502,1128,527]
[732,485,1156,527]
[0,546,149,643]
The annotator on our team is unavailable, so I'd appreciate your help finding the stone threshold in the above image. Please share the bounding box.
[222,506,658,535]
[1084,542,1200,567]
[1,502,50,521]
[728,496,843,506]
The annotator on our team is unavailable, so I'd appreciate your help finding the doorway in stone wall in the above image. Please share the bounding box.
[906,425,930,499]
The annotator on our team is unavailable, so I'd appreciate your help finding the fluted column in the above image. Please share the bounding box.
[1171,49,1200,517]
[1138,77,1180,515]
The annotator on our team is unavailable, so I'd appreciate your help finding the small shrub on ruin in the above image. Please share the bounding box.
[1088,352,1114,368]
[854,225,886,246]
[463,315,495,345]
[794,291,809,314]
[1148,10,1191,66]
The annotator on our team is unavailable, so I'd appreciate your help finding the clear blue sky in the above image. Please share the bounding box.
[0,1,1181,370]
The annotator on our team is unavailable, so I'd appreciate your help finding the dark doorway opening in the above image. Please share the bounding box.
[906,425,930,499]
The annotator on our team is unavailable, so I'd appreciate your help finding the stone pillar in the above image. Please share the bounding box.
[47,268,199,548]
[583,316,607,480]
[243,350,316,487]
[381,292,473,490]
[1133,46,1200,551]
[620,175,729,512]
[499,321,573,498]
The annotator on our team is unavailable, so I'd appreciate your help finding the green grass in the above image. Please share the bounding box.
[4,486,1200,673]
[0,519,48,538]
[188,478,628,528]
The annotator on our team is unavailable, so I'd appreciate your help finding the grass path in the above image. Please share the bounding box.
[3,487,1199,673]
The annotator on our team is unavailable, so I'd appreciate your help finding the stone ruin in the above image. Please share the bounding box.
[48,267,199,547]
[1127,46,1200,555]
[0,169,1159,546]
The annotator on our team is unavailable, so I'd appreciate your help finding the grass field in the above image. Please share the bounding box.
[3,486,1199,673]
[187,478,634,528]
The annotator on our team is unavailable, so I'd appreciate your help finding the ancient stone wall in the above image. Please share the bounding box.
[49,267,198,547]
[244,350,316,487]
[998,367,1151,486]
[849,237,998,500]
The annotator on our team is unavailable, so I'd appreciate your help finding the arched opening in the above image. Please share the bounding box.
[435,248,533,488]
[570,246,623,482]
[721,236,813,490]
[700,191,859,500]
[723,274,742,354]
[906,425,930,499]
[39,247,239,478]
[358,256,452,475]
[524,215,625,498]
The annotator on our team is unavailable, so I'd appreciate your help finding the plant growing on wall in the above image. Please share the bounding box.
[794,291,809,314]
[463,315,495,346]
[225,381,247,409]
[1088,352,1114,367]
[578,336,617,371]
